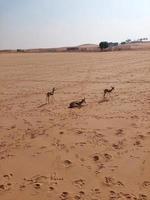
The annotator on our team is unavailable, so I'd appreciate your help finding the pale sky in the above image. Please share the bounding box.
[0,0,150,49]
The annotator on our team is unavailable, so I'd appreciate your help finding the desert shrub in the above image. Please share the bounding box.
[121,42,126,45]
[99,41,109,50]
[17,49,24,52]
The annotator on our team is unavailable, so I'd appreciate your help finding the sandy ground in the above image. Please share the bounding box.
[0,51,150,200]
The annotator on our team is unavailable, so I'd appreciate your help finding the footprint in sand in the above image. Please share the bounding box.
[10,125,16,129]
[74,195,80,200]
[76,130,83,135]
[0,173,13,192]
[115,129,124,136]
[63,160,72,168]
[0,156,5,160]
[138,194,148,200]
[59,191,69,200]
[19,184,26,190]
[75,142,86,147]
[34,183,41,189]
[104,177,115,186]
[110,191,134,199]
[73,179,85,188]
[50,172,64,184]
[90,188,101,199]
[109,190,121,200]
[96,163,105,172]
[134,140,142,147]
[133,135,146,147]
[52,139,67,151]
[104,177,124,187]
[74,191,85,200]
[22,175,49,190]
[93,155,99,162]
[59,131,64,135]
[112,140,125,150]
[0,183,12,192]
[3,173,13,179]
[120,192,132,199]
[137,134,146,140]
[79,191,85,196]
[142,181,150,188]
[49,186,54,191]
[104,153,112,161]
[0,184,5,190]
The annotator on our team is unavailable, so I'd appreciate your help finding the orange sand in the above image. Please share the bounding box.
[0,51,150,200]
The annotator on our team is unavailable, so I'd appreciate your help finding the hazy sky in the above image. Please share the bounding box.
[0,0,150,49]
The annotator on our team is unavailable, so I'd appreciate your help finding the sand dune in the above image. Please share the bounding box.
[0,51,150,200]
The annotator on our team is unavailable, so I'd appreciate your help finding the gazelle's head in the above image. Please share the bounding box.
[82,97,86,104]
[111,87,115,90]
[52,87,56,92]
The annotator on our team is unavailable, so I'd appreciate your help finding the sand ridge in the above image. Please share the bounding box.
[0,51,150,200]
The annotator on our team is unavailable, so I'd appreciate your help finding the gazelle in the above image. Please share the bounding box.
[46,88,56,103]
[103,87,114,98]
[68,98,86,108]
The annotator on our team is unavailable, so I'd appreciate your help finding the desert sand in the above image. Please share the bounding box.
[0,51,150,200]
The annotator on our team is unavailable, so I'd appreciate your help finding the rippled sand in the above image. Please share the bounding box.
[0,51,150,200]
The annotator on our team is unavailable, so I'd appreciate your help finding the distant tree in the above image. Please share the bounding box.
[121,42,126,45]
[99,41,109,50]
[141,37,148,41]
[108,42,118,47]
[125,39,131,43]
[17,49,24,52]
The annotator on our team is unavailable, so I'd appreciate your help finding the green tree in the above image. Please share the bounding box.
[121,42,126,45]
[99,41,109,50]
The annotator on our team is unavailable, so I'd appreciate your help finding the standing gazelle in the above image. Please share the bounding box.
[46,88,56,103]
[103,87,115,98]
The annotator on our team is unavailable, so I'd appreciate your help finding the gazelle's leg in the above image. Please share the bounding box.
[46,95,47,103]
[109,92,113,99]
[52,95,55,102]
[46,95,49,104]
[104,92,106,98]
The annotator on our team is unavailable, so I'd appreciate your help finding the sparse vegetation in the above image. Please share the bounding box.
[99,41,109,50]
[121,42,126,45]
[17,49,24,52]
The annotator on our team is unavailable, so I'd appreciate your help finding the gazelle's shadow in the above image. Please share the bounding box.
[98,97,109,104]
[37,103,47,108]
[68,104,86,109]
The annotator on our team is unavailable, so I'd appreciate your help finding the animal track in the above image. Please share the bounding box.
[73,179,85,188]
[112,140,125,150]
[59,191,69,200]
[63,160,72,167]
[104,153,112,161]
[109,190,121,200]
[115,129,124,136]
[50,172,64,181]
[93,155,99,162]
[0,173,13,193]
[142,181,150,188]
[138,194,148,200]
[109,191,147,200]
[104,177,124,187]
[134,140,142,147]
[34,183,41,189]
[90,188,101,199]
